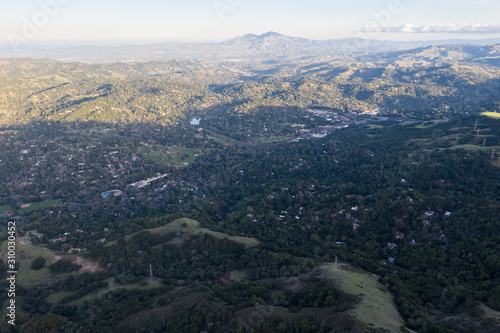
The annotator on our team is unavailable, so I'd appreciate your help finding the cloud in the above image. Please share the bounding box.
[360,23,500,34]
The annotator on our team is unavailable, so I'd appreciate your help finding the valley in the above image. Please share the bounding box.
[0,33,499,332]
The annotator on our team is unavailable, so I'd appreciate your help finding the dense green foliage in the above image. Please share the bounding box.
[30,257,46,270]
[0,58,499,332]
[1,59,500,127]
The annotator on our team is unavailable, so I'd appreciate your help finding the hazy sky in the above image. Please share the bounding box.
[1,0,500,47]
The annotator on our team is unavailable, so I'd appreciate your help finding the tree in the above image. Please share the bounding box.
[20,313,68,333]
[31,257,46,270]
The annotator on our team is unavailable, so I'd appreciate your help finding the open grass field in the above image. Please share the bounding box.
[0,232,95,291]
[139,146,200,167]
[414,119,450,129]
[20,199,64,213]
[208,135,230,145]
[365,124,386,129]
[257,136,291,144]
[201,229,260,248]
[63,277,163,306]
[448,127,470,132]
[206,130,239,146]
[47,277,163,306]
[0,204,13,215]
[0,238,60,288]
[66,126,119,137]
[319,263,414,333]
[398,121,418,126]
[106,218,260,249]
[0,230,160,307]
[167,146,198,166]
[481,112,500,119]
[46,291,73,305]
[407,138,431,144]
[449,144,500,152]
[138,147,164,163]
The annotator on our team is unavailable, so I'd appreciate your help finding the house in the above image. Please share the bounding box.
[268,192,280,200]
[424,211,435,217]
[436,234,447,242]
[445,211,452,217]
[387,243,397,250]
[0,210,13,218]
[396,231,405,239]
[388,258,395,264]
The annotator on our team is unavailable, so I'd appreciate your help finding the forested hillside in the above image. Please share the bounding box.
[0,53,499,332]
[1,58,500,126]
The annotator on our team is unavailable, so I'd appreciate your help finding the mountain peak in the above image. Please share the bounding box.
[240,33,258,40]
[238,32,285,40]
[260,31,284,38]
[222,32,290,46]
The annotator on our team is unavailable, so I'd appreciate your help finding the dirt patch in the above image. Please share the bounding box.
[18,239,32,246]
[74,256,106,273]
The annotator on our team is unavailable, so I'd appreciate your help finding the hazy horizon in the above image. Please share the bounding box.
[1,0,500,51]
[1,32,500,52]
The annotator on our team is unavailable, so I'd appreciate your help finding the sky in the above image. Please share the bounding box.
[1,0,500,48]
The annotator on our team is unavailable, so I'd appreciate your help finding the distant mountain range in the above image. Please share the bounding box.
[1,31,499,64]
[381,43,500,66]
